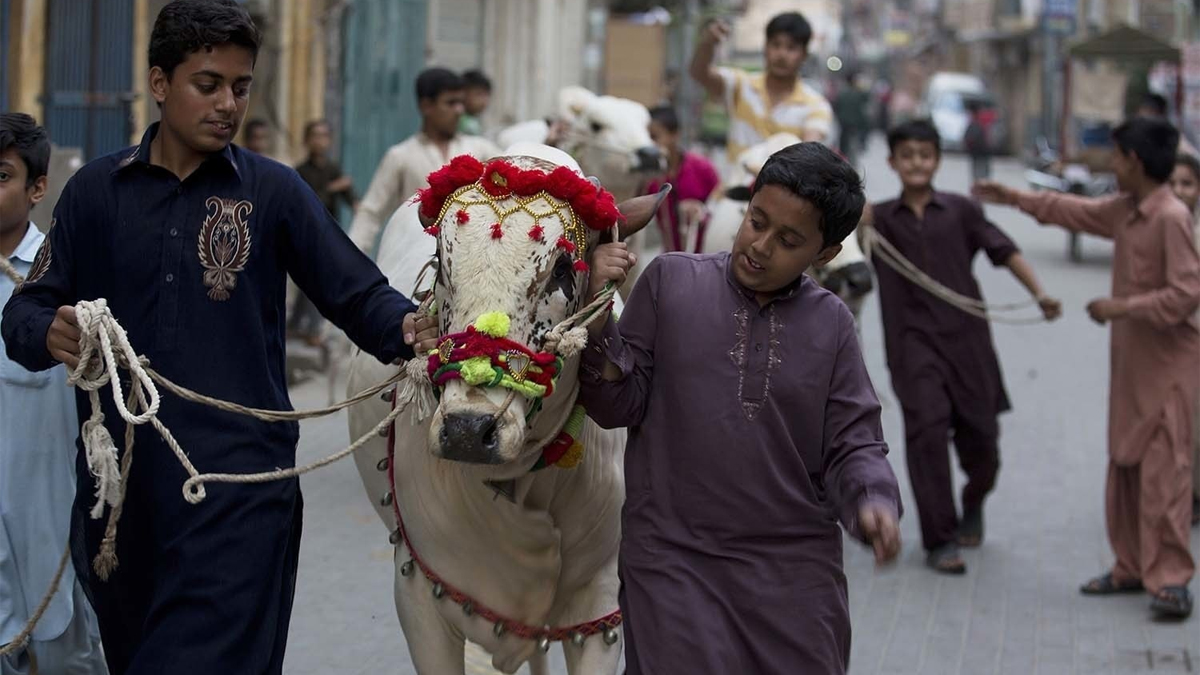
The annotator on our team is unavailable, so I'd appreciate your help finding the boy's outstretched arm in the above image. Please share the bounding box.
[1005,253,1062,320]
[822,305,903,565]
[577,244,657,429]
[973,180,1129,240]
[689,20,730,101]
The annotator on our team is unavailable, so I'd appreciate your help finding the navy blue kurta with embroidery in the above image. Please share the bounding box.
[1,124,416,674]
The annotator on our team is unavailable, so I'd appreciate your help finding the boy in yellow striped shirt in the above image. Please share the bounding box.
[689,11,834,162]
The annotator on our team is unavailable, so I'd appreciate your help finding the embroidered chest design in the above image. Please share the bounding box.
[14,218,56,295]
[727,304,783,420]
[198,197,253,301]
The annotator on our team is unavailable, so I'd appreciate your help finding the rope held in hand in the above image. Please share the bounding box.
[860,225,1048,326]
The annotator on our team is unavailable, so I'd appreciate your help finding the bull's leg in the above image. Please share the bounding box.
[527,651,550,675]
[393,549,467,675]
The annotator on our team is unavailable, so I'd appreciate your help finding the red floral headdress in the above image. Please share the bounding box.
[415,156,623,271]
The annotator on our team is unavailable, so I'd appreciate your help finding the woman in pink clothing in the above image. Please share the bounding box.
[645,106,721,252]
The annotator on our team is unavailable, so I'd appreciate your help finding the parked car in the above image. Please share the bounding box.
[921,72,1007,153]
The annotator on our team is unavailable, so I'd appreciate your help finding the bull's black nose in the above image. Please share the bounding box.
[635,146,664,172]
[438,413,502,464]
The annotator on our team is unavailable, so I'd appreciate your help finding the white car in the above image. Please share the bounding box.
[920,72,1004,152]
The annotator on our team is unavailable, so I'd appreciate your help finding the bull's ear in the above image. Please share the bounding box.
[616,183,671,240]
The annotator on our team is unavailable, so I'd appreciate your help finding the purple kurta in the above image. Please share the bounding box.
[579,252,901,675]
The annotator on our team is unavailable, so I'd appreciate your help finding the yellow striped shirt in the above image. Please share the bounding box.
[718,67,833,161]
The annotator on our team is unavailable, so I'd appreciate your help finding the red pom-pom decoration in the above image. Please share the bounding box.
[424,225,440,237]
[528,223,545,242]
[456,209,470,224]
[490,222,504,239]
[573,259,590,273]
[556,237,576,254]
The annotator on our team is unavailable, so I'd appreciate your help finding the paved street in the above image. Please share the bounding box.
[281,138,1199,675]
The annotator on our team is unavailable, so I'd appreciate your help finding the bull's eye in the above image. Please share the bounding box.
[590,121,603,134]
[552,254,572,281]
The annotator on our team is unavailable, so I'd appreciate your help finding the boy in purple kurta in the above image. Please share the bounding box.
[580,142,902,674]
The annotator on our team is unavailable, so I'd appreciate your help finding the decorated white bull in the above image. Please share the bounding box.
[346,144,655,674]
[703,133,874,321]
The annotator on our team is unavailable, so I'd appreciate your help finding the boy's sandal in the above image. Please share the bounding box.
[1150,586,1193,619]
[926,544,967,575]
[1079,572,1144,595]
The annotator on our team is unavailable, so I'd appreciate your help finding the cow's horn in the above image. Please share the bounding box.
[616,183,671,240]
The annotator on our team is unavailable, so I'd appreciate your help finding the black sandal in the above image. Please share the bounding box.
[1079,572,1144,595]
[957,508,984,548]
[926,544,967,575]
[1150,586,1194,619]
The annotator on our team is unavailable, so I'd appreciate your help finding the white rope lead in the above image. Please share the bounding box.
[860,225,1048,326]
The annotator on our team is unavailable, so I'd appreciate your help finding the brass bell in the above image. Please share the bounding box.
[380,492,393,507]
[388,529,401,545]
[462,601,473,616]
[377,457,389,471]
[377,426,389,438]
[537,637,551,653]
[381,388,395,402]
[432,583,445,599]
[400,559,415,577]
[493,621,505,638]
[603,628,619,646]
[571,632,586,647]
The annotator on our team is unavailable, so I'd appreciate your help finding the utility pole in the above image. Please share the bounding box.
[679,0,701,149]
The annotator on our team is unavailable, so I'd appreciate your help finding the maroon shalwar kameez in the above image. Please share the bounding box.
[1018,186,1200,593]
[578,252,901,675]
[869,192,1018,552]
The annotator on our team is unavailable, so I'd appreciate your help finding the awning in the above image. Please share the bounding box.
[1068,23,1180,62]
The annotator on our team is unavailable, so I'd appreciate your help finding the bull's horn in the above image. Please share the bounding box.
[616,183,671,240]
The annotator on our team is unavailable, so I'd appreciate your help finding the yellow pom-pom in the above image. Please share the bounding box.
[556,441,585,468]
[474,312,511,338]
[460,357,497,385]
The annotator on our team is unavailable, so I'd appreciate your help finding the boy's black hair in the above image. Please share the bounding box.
[1176,152,1200,182]
[148,0,262,77]
[1112,117,1179,182]
[765,12,813,50]
[1140,92,1169,117]
[887,119,941,155]
[0,113,51,187]
[752,142,865,248]
[462,69,492,93]
[303,119,330,142]
[648,106,680,134]
[244,118,269,137]
[416,68,465,103]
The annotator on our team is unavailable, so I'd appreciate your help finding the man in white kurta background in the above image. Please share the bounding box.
[348,68,499,256]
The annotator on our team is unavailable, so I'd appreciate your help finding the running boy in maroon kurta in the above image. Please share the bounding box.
[869,121,1061,575]
[579,143,902,675]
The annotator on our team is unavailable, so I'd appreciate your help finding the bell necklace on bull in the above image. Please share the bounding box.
[408,154,623,470]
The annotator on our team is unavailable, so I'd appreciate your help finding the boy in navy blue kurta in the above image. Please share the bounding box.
[1,2,434,673]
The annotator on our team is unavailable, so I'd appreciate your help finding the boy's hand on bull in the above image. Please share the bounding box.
[857,503,901,565]
[587,242,637,301]
[402,312,440,355]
